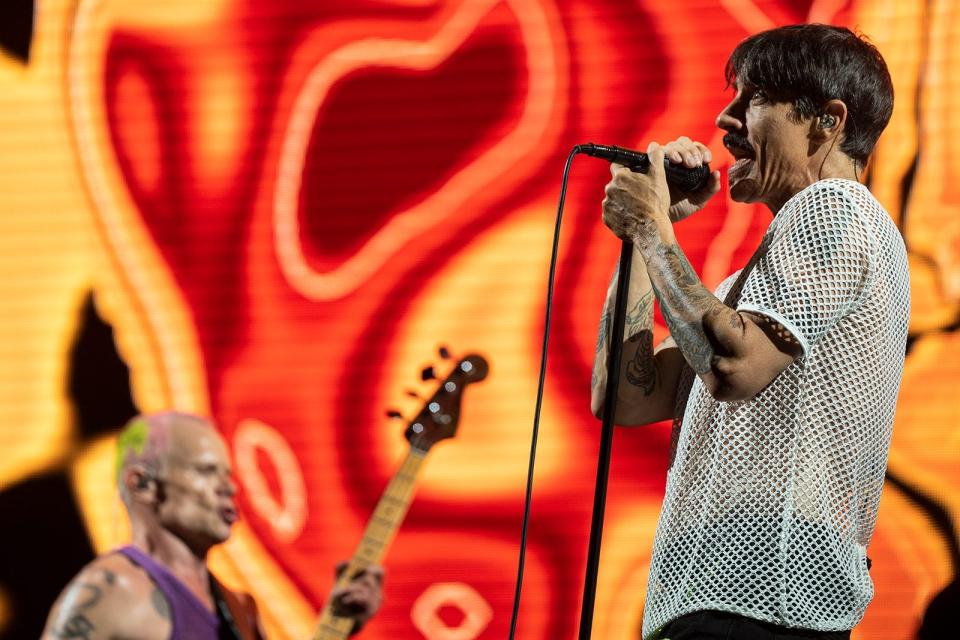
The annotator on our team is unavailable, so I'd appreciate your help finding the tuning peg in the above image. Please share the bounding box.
[438,345,451,359]
[420,366,437,381]
[385,409,403,419]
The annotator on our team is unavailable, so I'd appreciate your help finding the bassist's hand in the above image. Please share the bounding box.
[329,562,385,635]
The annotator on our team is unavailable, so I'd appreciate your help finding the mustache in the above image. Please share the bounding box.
[723,132,752,153]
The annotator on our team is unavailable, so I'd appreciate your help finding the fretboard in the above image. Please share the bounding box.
[312,447,427,640]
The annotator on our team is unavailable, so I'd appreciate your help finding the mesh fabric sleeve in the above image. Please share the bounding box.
[737,184,876,357]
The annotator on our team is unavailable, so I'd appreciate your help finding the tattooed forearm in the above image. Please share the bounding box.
[595,309,611,356]
[592,306,611,389]
[593,281,655,392]
[622,289,657,394]
[646,243,729,374]
[591,251,664,419]
[625,329,657,394]
[595,265,623,355]
[624,289,654,337]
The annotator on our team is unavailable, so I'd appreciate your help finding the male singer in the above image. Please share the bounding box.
[592,24,908,640]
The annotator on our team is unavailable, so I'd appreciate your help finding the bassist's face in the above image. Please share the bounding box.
[156,421,238,552]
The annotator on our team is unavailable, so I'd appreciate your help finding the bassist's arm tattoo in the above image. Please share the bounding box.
[75,584,102,610]
[53,615,95,639]
[151,587,171,620]
[52,582,102,639]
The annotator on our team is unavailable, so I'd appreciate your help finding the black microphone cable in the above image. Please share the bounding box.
[507,145,578,640]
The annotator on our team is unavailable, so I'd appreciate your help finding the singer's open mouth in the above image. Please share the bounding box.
[220,505,238,525]
[723,133,755,181]
[723,133,754,160]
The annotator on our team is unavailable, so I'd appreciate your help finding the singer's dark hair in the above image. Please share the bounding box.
[724,24,893,167]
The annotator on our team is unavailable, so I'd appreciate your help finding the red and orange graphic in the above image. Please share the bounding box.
[0,1,957,639]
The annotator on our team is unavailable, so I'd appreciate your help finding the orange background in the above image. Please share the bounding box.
[0,1,957,639]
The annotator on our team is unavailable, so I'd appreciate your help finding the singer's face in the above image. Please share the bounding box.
[716,82,815,212]
[156,418,238,551]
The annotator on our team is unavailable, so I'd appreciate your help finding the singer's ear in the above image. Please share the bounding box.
[811,99,847,143]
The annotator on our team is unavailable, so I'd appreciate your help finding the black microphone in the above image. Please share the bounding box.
[576,142,711,193]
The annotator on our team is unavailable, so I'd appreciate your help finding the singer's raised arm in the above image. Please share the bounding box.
[590,246,687,425]
[601,143,802,403]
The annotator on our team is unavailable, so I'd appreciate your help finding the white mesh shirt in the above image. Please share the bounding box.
[641,179,910,637]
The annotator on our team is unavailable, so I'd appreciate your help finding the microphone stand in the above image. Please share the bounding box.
[577,239,633,640]
[568,145,706,639]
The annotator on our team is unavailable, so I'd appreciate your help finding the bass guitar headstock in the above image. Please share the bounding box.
[389,348,488,452]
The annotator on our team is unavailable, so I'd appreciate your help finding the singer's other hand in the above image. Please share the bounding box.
[662,136,721,222]
[602,140,721,248]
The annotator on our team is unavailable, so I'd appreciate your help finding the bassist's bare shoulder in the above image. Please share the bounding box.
[41,552,172,640]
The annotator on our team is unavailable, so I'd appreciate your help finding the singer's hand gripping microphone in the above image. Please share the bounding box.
[576,142,711,193]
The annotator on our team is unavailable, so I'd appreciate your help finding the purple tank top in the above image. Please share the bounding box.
[117,545,220,640]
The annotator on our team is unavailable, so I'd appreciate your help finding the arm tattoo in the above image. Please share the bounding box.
[625,329,657,394]
[53,582,102,639]
[594,266,621,357]
[594,284,656,393]
[54,615,94,639]
[592,308,611,389]
[151,587,172,620]
[647,243,723,374]
[623,290,657,394]
[595,309,611,356]
[624,289,654,336]
[591,265,617,391]
[76,584,102,609]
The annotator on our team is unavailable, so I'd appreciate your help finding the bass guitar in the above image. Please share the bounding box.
[312,349,489,639]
